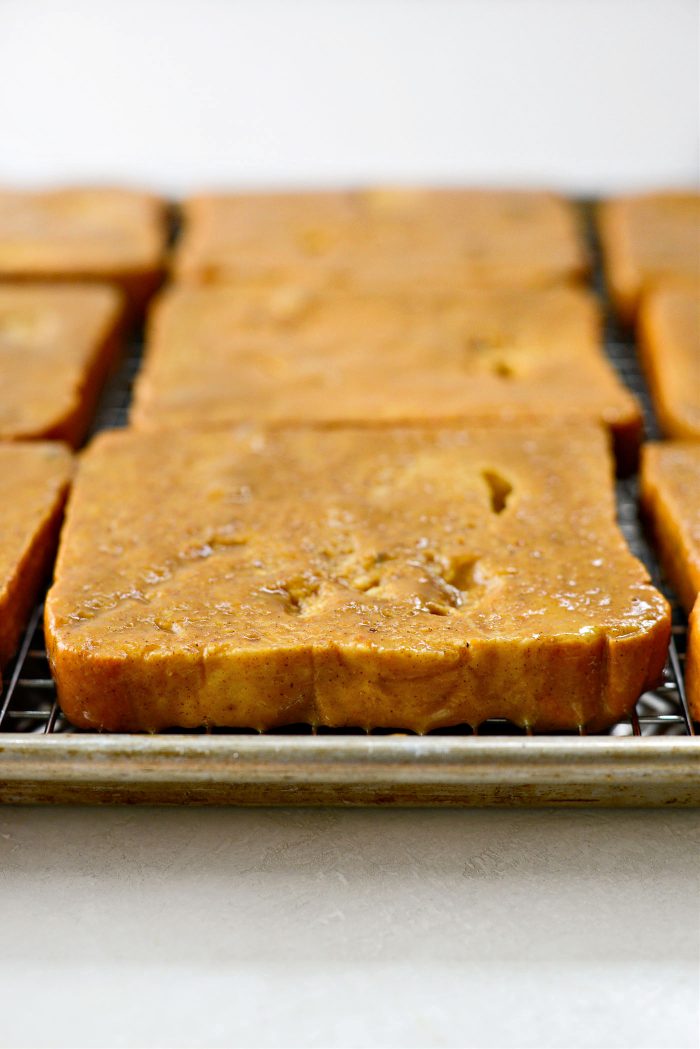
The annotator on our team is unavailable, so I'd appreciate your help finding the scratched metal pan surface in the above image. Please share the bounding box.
[0,735,698,807]
[0,201,697,806]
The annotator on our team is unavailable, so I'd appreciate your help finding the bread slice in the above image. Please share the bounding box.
[640,442,700,615]
[687,599,700,722]
[598,192,700,325]
[0,284,125,447]
[0,188,167,311]
[131,284,641,472]
[46,423,669,733]
[638,284,700,439]
[0,442,73,684]
[174,188,588,291]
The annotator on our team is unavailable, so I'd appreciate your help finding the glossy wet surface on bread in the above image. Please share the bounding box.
[639,284,700,439]
[0,284,124,445]
[46,423,669,733]
[132,285,641,466]
[175,189,587,291]
[0,442,73,675]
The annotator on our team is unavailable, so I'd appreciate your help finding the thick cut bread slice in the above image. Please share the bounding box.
[131,284,641,472]
[687,599,700,722]
[640,441,700,723]
[46,423,669,733]
[0,284,125,446]
[0,442,73,683]
[598,192,700,324]
[0,188,167,310]
[640,442,700,615]
[174,189,587,291]
[638,284,700,439]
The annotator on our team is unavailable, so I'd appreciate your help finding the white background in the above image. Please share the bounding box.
[0,2,699,1047]
[1,0,698,194]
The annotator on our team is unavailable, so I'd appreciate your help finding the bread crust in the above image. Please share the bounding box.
[0,443,73,680]
[0,283,126,447]
[598,193,700,325]
[687,599,700,722]
[640,442,700,616]
[638,284,700,440]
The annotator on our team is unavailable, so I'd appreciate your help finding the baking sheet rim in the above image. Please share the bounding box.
[1,734,698,806]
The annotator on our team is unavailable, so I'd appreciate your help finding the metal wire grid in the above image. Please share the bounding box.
[0,210,696,739]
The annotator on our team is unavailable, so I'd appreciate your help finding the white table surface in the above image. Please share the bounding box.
[1,805,698,1049]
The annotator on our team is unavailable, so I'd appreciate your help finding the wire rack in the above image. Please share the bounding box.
[0,206,696,741]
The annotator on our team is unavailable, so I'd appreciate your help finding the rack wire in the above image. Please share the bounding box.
[0,206,696,740]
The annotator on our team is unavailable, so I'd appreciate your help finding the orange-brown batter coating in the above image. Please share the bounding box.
[638,284,700,439]
[598,192,700,324]
[640,442,700,615]
[132,284,641,471]
[687,599,699,722]
[640,442,700,724]
[174,189,588,292]
[0,284,125,447]
[0,187,167,310]
[0,442,73,684]
[46,424,669,733]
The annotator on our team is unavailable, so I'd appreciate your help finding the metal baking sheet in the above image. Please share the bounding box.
[0,200,697,806]
[0,735,698,807]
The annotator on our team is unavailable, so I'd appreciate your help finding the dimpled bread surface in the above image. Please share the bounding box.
[598,192,700,324]
[131,284,641,471]
[45,423,669,733]
[0,442,73,680]
[638,284,700,439]
[174,189,587,291]
[0,283,125,446]
[0,187,167,308]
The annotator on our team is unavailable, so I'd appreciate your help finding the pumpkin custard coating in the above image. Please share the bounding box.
[132,284,641,472]
[174,188,587,291]
[46,423,669,733]
[0,283,125,446]
[0,442,73,685]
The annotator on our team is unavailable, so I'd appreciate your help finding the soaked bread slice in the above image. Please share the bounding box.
[0,187,167,310]
[174,188,587,292]
[640,442,700,615]
[641,442,700,724]
[598,192,700,324]
[687,599,700,722]
[638,284,700,439]
[131,284,641,472]
[0,283,125,446]
[46,423,668,733]
[0,442,73,683]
